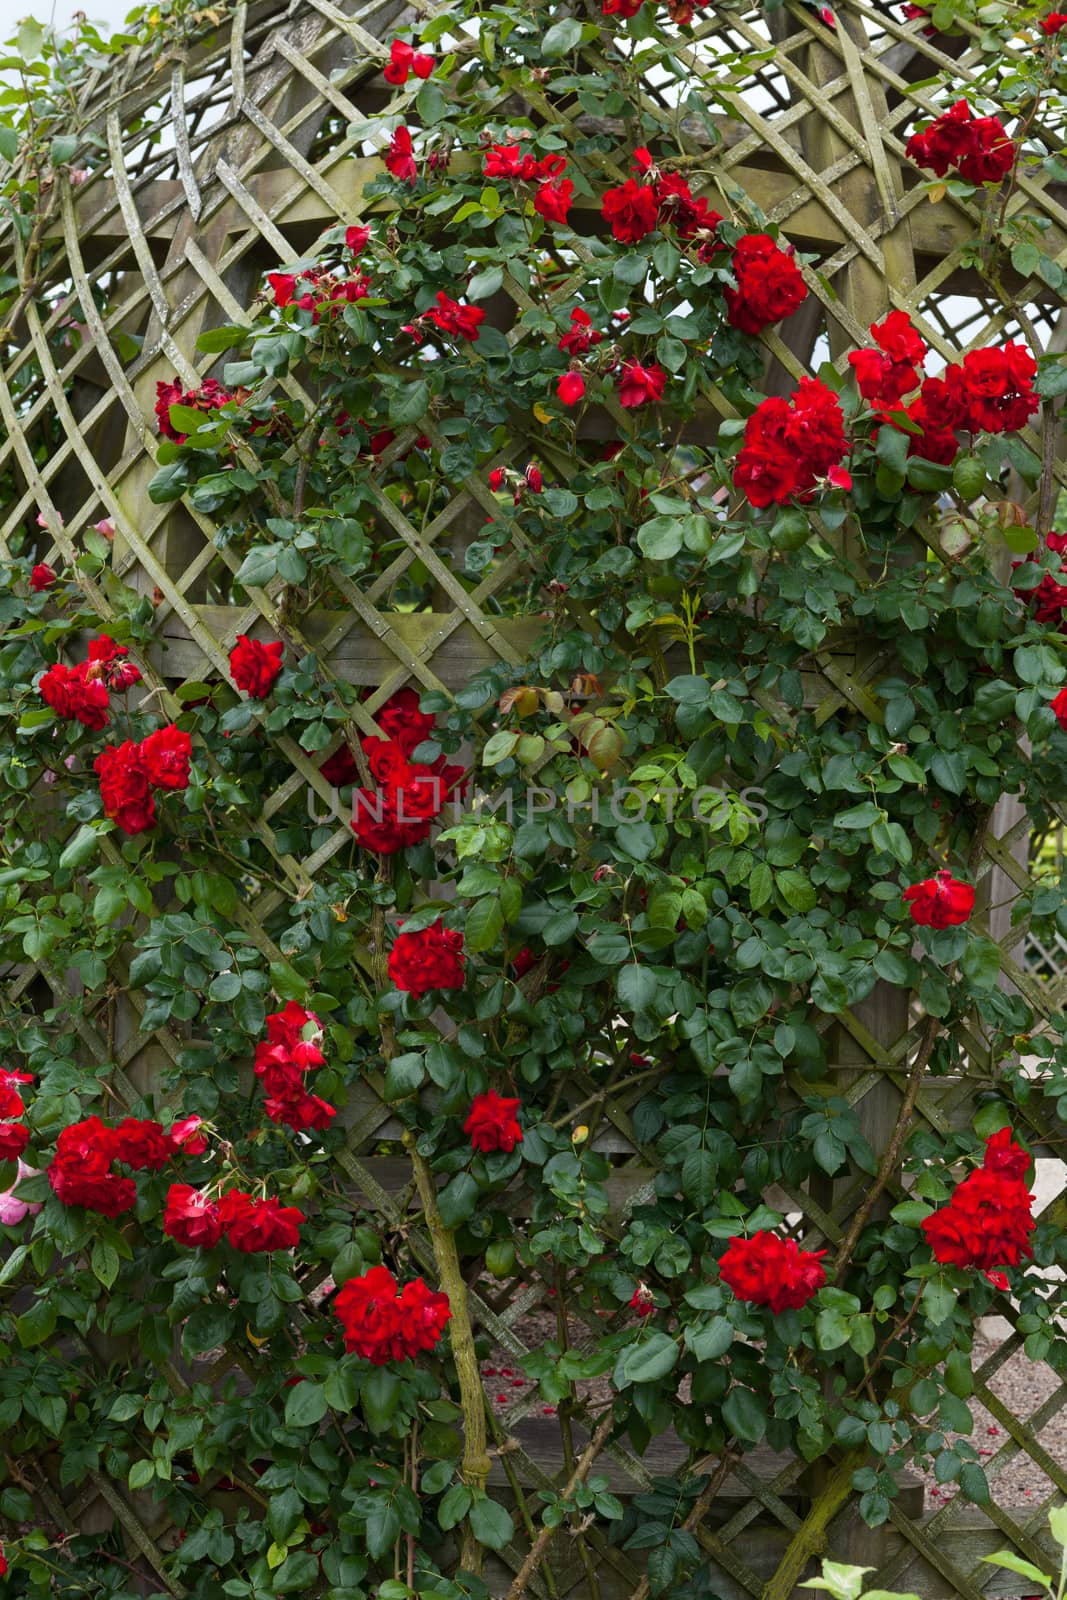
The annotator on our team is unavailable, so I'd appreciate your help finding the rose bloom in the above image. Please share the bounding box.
[385,125,418,184]
[230,634,284,698]
[903,870,975,927]
[1052,687,1067,730]
[39,661,110,729]
[906,99,1014,185]
[629,1283,656,1318]
[922,1166,1034,1288]
[384,38,434,84]
[333,1264,452,1363]
[724,233,808,335]
[464,1090,523,1153]
[424,292,485,343]
[718,1231,826,1313]
[166,1115,208,1156]
[112,1117,171,1170]
[140,725,193,790]
[264,1087,337,1132]
[30,562,56,591]
[94,741,156,835]
[0,1123,29,1162]
[87,635,142,693]
[0,1159,43,1225]
[48,1117,136,1217]
[558,371,586,406]
[1041,10,1067,29]
[267,1000,324,1053]
[218,1191,304,1253]
[617,361,666,408]
[601,177,659,243]
[534,177,573,224]
[376,686,437,752]
[559,307,602,356]
[164,1183,224,1249]
[983,1127,1030,1181]
[346,224,371,254]
[734,376,848,507]
[388,919,466,995]
[154,377,232,442]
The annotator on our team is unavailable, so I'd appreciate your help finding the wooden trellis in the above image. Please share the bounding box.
[4,0,1067,1594]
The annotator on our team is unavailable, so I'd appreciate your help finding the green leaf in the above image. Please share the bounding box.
[467,266,503,301]
[383,1051,425,1101]
[16,1297,57,1349]
[465,897,504,952]
[815,1308,851,1351]
[196,323,247,353]
[469,1496,514,1550]
[617,963,658,1012]
[59,824,99,871]
[0,126,19,162]
[128,1459,155,1491]
[981,1553,1051,1585]
[147,461,190,504]
[234,546,279,589]
[361,1368,401,1432]
[961,937,1000,991]
[50,135,78,165]
[284,1381,328,1428]
[390,379,430,426]
[541,15,583,52]
[637,517,682,560]
[275,1554,320,1593]
[619,1330,679,1385]
[437,1171,479,1229]
[684,1317,732,1360]
[665,675,709,705]
[722,1385,766,1443]
[438,1483,473,1530]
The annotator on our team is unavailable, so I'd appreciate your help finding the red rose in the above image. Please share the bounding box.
[112,1117,171,1170]
[48,1116,137,1216]
[351,792,429,854]
[983,1127,1031,1181]
[922,1166,1034,1287]
[617,361,666,408]
[218,1191,304,1253]
[362,736,413,787]
[464,1090,523,1153]
[164,1184,224,1248]
[230,634,284,699]
[872,309,926,366]
[558,372,586,406]
[903,870,975,927]
[333,1265,451,1362]
[0,1087,23,1120]
[906,100,1014,185]
[154,377,232,442]
[724,233,808,335]
[384,39,433,83]
[94,742,156,835]
[559,308,602,356]
[30,562,56,591]
[321,744,359,786]
[896,396,958,465]
[734,378,848,507]
[86,635,141,693]
[629,1283,656,1318]
[718,1231,826,1313]
[388,919,466,995]
[376,687,437,753]
[0,1543,7,1577]
[1053,687,1067,730]
[601,177,659,243]
[0,1123,29,1161]
[534,177,573,224]
[267,1001,324,1051]
[425,292,485,343]
[385,125,418,184]
[268,273,296,307]
[140,725,192,790]
[346,224,371,253]
[166,1115,208,1156]
[39,662,111,729]
[264,1088,337,1132]
[1041,10,1067,28]
[956,344,1038,434]
[653,172,720,239]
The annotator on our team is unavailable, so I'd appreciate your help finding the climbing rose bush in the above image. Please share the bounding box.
[5,0,1067,1592]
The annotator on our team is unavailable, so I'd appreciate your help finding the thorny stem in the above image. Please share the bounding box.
[504,1409,616,1600]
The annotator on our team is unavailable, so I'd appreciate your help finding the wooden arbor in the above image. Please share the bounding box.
[4,0,1067,1595]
